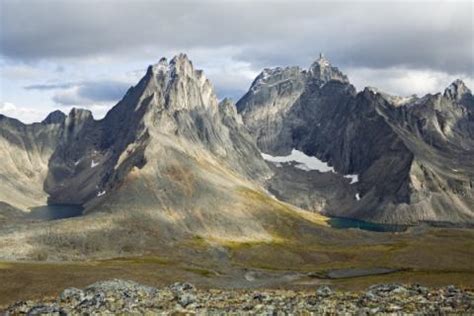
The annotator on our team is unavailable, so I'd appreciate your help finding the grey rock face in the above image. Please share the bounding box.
[237,55,474,225]
[444,79,472,102]
[0,114,64,210]
[236,66,306,154]
[41,110,66,125]
[371,85,474,224]
[308,53,350,86]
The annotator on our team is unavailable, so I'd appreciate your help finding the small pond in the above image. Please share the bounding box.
[328,217,408,232]
[27,204,84,221]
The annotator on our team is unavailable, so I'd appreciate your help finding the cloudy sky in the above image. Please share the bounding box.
[0,0,473,123]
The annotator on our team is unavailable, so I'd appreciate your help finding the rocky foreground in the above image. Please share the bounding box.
[4,279,474,315]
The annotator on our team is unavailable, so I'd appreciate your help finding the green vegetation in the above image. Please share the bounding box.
[184,267,215,277]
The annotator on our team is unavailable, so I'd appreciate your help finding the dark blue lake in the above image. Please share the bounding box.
[27,204,84,221]
[328,217,407,232]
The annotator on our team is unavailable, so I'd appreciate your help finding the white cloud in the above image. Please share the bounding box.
[0,101,112,124]
[347,67,474,97]
[191,48,260,99]
[0,101,46,123]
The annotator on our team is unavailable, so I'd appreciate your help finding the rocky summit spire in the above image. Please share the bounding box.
[125,53,217,113]
[316,52,330,67]
[308,53,349,86]
[444,79,471,102]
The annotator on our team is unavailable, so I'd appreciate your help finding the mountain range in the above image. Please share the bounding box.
[238,54,474,224]
[1,53,473,230]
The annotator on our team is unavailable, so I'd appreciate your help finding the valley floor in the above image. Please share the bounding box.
[1,226,473,307]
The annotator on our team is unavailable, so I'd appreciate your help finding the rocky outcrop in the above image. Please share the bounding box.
[237,55,474,225]
[5,280,473,314]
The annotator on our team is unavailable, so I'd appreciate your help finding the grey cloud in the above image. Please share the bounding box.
[52,91,82,106]
[24,83,74,90]
[233,3,473,76]
[24,80,131,106]
[0,1,472,76]
[77,81,130,103]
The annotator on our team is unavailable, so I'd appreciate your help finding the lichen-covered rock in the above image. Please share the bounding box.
[316,285,333,297]
[4,280,474,314]
[59,288,84,306]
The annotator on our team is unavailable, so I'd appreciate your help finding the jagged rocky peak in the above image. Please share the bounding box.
[219,97,236,113]
[153,57,169,72]
[140,53,217,111]
[444,79,472,101]
[365,86,418,107]
[147,53,198,82]
[62,108,94,138]
[170,53,195,76]
[219,97,242,122]
[252,66,303,86]
[244,53,351,95]
[67,107,93,121]
[42,110,66,125]
[308,53,349,85]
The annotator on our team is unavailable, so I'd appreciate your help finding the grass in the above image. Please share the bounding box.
[0,262,11,269]
[98,256,174,266]
[0,226,473,307]
[237,187,330,227]
[184,267,215,277]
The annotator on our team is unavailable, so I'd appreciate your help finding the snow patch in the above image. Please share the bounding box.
[74,160,81,166]
[261,149,335,173]
[97,190,106,197]
[355,193,361,201]
[294,164,311,171]
[344,174,359,184]
[261,149,360,185]
[91,160,99,168]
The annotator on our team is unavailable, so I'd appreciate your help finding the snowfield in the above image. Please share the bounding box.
[261,149,359,183]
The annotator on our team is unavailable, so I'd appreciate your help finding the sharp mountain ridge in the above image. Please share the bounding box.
[0,53,473,227]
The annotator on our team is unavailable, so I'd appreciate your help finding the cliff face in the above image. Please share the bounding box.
[236,66,307,154]
[237,55,474,224]
[0,115,64,210]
